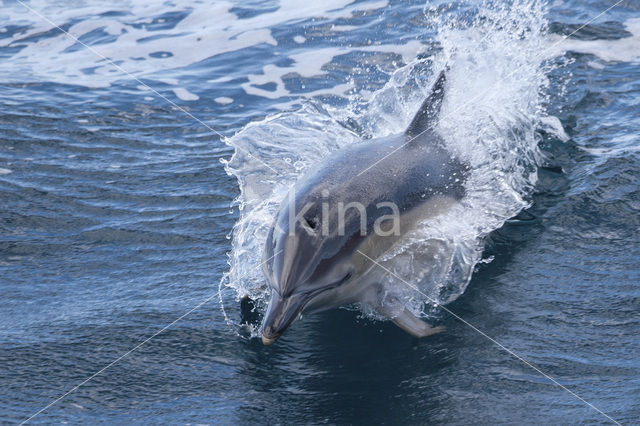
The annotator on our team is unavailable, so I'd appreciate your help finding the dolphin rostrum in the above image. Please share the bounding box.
[260,71,467,345]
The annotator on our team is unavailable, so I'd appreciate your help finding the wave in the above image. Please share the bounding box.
[0,0,390,96]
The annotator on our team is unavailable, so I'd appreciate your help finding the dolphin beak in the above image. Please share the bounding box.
[261,290,309,345]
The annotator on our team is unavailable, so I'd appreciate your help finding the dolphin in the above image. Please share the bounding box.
[260,70,467,345]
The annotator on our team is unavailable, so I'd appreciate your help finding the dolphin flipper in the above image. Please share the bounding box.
[377,296,446,338]
[405,70,447,139]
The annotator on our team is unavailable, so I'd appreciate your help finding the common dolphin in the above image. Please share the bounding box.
[260,71,467,345]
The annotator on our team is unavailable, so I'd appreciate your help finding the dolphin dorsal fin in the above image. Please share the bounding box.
[405,70,446,139]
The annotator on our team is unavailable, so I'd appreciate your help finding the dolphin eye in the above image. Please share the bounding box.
[305,216,318,231]
[340,272,352,284]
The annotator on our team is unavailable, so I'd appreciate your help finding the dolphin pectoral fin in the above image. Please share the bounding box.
[405,69,447,139]
[391,310,446,338]
[377,298,446,338]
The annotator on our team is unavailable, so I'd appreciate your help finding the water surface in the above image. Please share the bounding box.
[1,0,639,424]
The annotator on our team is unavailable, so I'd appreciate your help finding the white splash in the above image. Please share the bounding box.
[222,1,562,332]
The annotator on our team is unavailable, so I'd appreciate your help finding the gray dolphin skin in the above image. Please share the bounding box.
[260,71,467,345]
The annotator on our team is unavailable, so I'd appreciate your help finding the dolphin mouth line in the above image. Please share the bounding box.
[261,272,353,345]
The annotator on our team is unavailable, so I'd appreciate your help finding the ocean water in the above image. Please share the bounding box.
[1,0,639,424]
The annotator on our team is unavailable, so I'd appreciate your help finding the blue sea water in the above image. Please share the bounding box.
[1,0,639,424]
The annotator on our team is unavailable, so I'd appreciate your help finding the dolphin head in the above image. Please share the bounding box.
[260,184,363,345]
